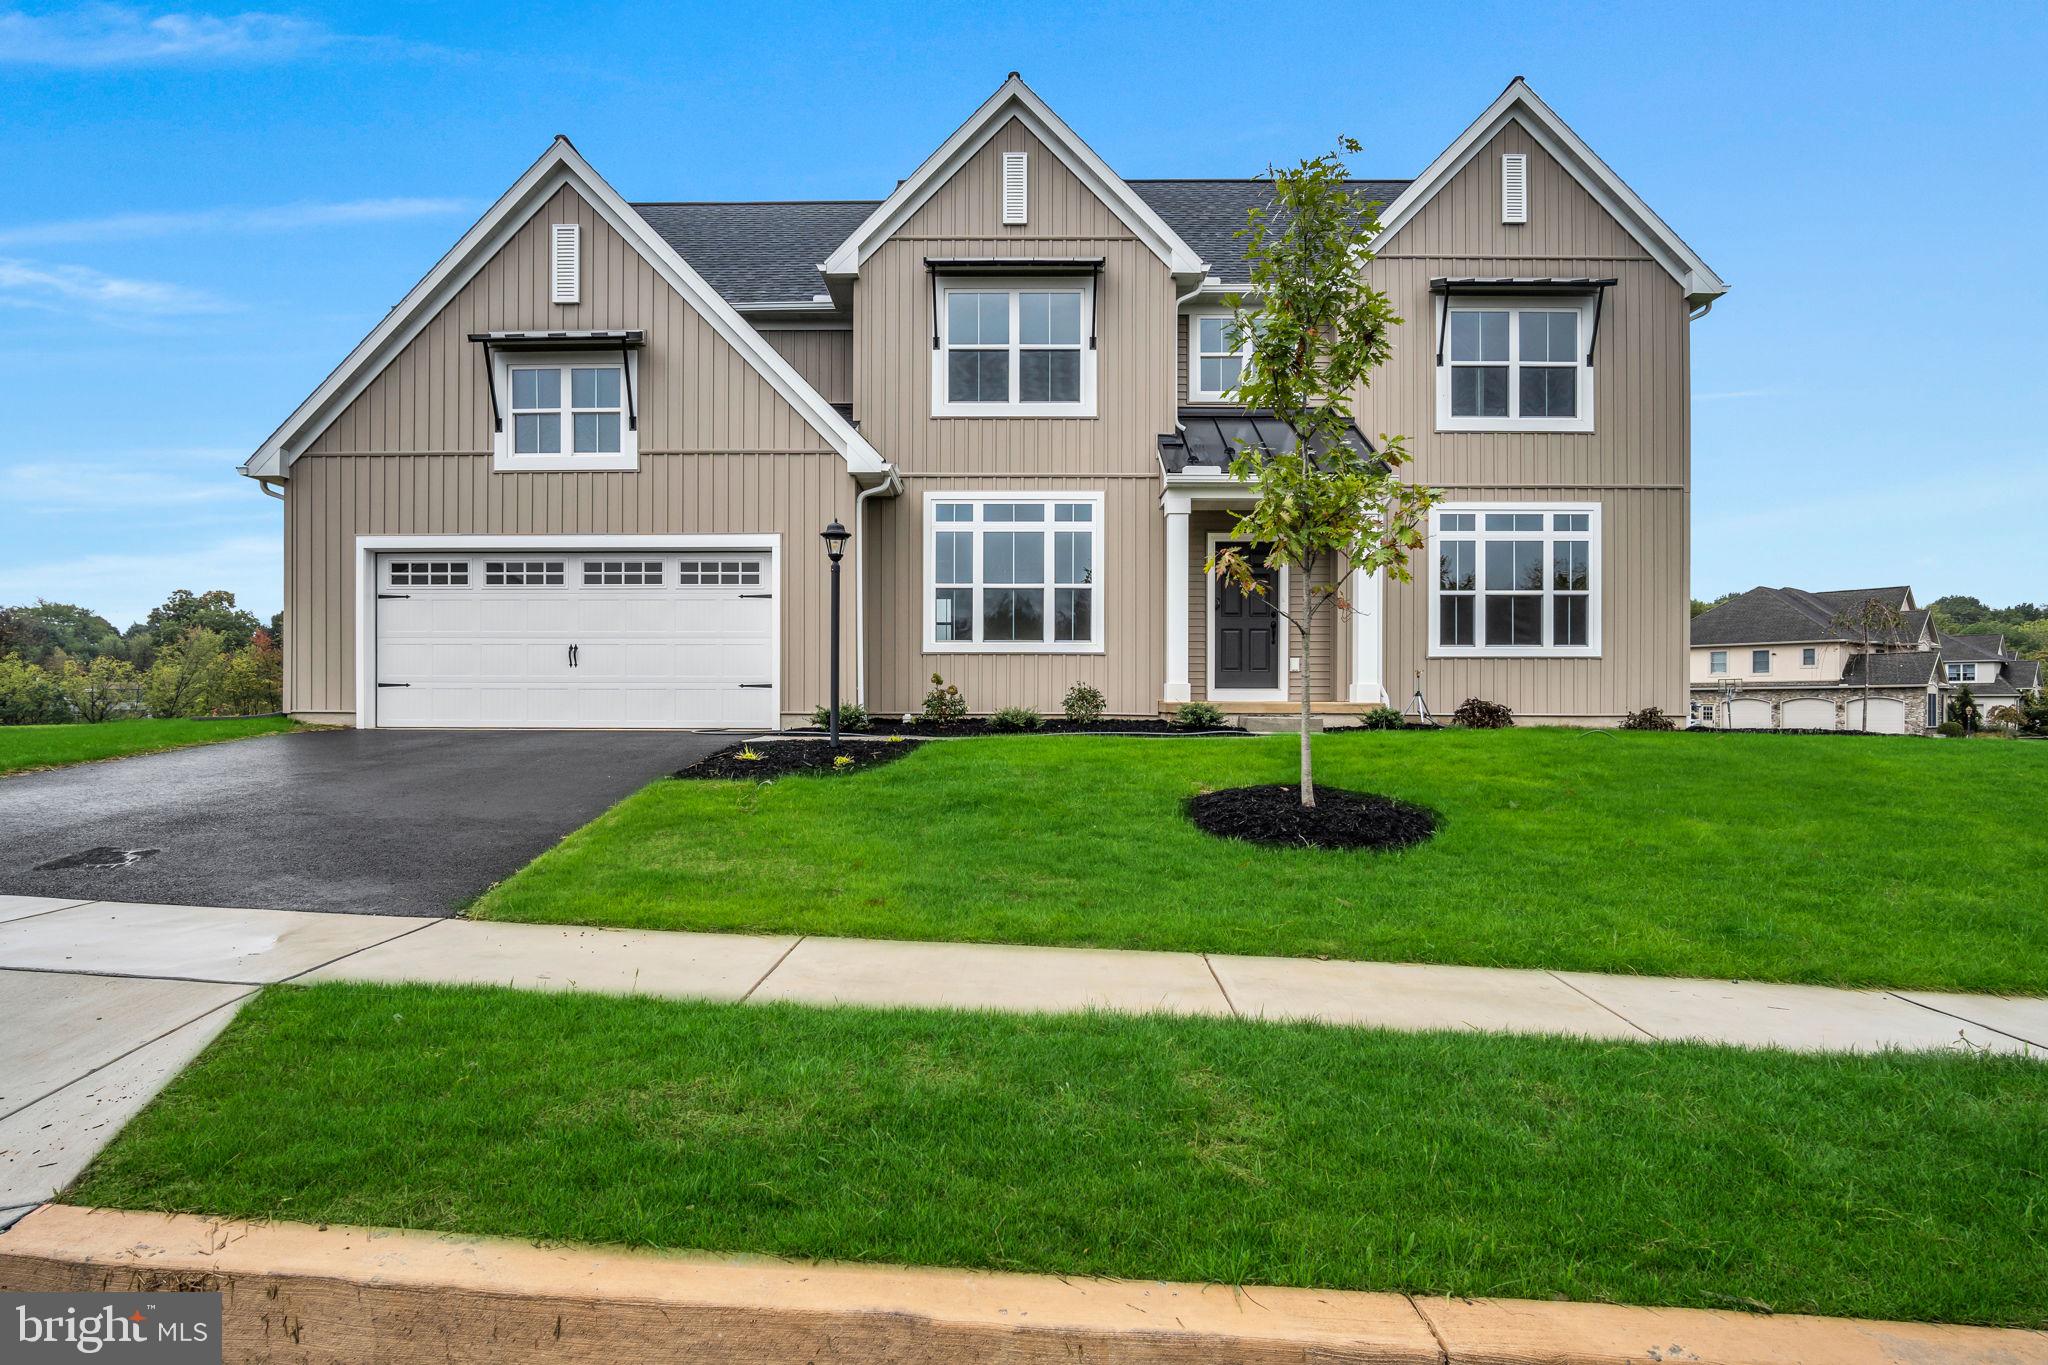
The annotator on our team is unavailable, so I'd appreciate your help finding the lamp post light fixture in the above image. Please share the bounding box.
[821,519,851,747]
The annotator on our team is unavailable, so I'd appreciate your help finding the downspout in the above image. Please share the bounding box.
[854,465,902,708]
[257,476,285,502]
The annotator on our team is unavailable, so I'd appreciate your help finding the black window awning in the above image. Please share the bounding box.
[925,257,1105,350]
[1430,277,1616,367]
[468,331,642,435]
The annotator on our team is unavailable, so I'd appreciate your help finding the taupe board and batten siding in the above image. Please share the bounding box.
[856,117,1180,716]
[763,329,853,407]
[306,185,831,457]
[284,182,860,723]
[1360,122,1690,719]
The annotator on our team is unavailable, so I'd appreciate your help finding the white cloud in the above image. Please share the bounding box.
[0,197,471,248]
[0,534,280,628]
[0,258,226,316]
[2,458,250,512]
[0,5,332,66]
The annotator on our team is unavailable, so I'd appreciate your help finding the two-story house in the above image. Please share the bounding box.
[1936,631,2043,721]
[240,75,1725,730]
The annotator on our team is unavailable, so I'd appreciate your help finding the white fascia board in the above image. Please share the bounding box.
[244,139,883,481]
[1373,78,1728,305]
[819,75,1206,281]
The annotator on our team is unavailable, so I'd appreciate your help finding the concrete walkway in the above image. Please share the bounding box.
[3,894,2042,1215]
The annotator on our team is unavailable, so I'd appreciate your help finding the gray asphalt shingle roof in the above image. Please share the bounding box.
[1692,586,1924,648]
[1939,631,2009,661]
[630,179,1414,306]
[1841,650,1942,688]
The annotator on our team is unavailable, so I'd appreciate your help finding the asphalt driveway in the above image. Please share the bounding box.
[0,729,739,916]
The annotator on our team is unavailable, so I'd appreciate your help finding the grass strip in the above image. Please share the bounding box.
[72,981,2048,1327]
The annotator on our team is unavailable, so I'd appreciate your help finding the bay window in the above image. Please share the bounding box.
[1430,505,1600,656]
[1436,297,1595,432]
[925,494,1102,652]
[934,279,1096,416]
[492,351,638,471]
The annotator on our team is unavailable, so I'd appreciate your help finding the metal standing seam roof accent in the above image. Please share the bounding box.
[1159,407,1374,474]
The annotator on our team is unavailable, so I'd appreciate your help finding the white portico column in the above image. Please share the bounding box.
[1162,492,1192,703]
[1347,564,1386,704]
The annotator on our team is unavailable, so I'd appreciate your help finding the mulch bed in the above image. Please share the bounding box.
[677,739,925,781]
[796,718,1245,737]
[1186,784,1438,852]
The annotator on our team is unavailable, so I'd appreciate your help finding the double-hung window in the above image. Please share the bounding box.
[493,351,638,471]
[1947,662,1977,683]
[934,279,1095,416]
[926,494,1101,651]
[1752,650,1772,675]
[1436,297,1595,432]
[1189,311,1251,402]
[1709,650,1728,675]
[1430,505,1599,656]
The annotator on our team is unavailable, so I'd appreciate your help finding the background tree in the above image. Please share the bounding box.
[1209,138,1436,808]
[1691,591,1739,618]
[142,589,262,652]
[1832,596,1903,733]
[0,601,127,664]
[1947,684,1980,734]
[144,628,229,718]
[56,656,141,723]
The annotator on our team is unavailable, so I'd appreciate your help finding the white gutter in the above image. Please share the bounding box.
[257,477,285,502]
[854,465,903,707]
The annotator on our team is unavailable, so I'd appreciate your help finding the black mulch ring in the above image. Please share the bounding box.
[677,739,926,781]
[795,718,1245,736]
[1186,784,1438,852]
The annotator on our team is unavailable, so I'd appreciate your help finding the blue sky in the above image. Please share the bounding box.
[1,1,2042,628]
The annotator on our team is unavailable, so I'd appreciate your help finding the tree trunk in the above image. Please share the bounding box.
[1298,624,1315,808]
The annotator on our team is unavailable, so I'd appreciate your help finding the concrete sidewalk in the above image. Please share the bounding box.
[3,894,2042,1215]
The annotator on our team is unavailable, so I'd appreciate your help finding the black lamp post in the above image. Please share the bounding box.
[820,519,851,746]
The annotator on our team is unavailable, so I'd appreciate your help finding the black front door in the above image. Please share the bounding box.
[1214,545,1280,692]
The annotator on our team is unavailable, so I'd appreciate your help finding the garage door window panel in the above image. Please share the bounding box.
[485,560,565,586]
[389,560,469,587]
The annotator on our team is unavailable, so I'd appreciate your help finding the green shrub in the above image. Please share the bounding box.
[810,701,871,731]
[1062,682,1107,725]
[1452,697,1514,729]
[1357,705,1404,730]
[989,705,1043,732]
[921,673,967,726]
[56,656,142,723]
[1620,706,1677,731]
[1936,720,1966,738]
[1173,701,1228,730]
[0,652,67,725]
[2019,690,2048,737]
[144,628,228,718]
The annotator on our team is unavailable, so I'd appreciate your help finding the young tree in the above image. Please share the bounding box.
[1948,684,1980,734]
[144,628,229,718]
[1209,138,1436,808]
[1832,596,1903,733]
[56,656,141,723]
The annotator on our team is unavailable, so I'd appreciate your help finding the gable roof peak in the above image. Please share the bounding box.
[818,73,1206,281]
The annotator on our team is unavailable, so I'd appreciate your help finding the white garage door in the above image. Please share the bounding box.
[1726,699,1775,729]
[1846,698,1907,735]
[1780,698,1836,730]
[372,551,776,729]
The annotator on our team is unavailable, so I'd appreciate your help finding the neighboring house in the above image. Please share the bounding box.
[1938,632,2044,721]
[241,75,1725,730]
[1688,585,2041,733]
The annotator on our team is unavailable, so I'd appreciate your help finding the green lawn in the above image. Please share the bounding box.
[473,729,2048,994]
[72,982,2048,1327]
[0,716,298,775]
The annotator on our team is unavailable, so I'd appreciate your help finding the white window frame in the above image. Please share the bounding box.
[1752,649,1772,675]
[491,349,640,472]
[932,277,1098,418]
[1709,650,1727,675]
[1434,295,1596,434]
[1205,531,1290,702]
[1187,309,1252,403]
[1947,662,1977,683]
[1427,502,1601,659]
[1801,647,1818,667]
[921,491,1104,654]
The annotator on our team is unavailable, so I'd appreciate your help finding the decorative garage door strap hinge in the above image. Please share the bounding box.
[376,682,411,688]
[738,592,773,599]
[378,593,410,600]
[738,683,772,689]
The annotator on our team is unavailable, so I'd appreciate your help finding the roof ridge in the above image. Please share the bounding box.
[632,198,882,207]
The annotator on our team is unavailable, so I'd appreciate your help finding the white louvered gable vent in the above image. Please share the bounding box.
[1001,152,1028,225]
[1500,154,1528,225]
[551,222,581,304]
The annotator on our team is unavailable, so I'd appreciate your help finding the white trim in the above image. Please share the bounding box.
[244,138,883,481]
[1162,496,1190,702]
[1001,151,1028,225]
[820,75,1205,280]
[1346,566,1386,705]
[1186,308,1249,403]
[353,532,781,730]
[932,276,1097,417]
[920,490,1105,655]
[1374,78,1727,304]
[1434,293,1596,433]
[1426,502,1603,659]
[1205,531,1289,702]
[490,350,639,471]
